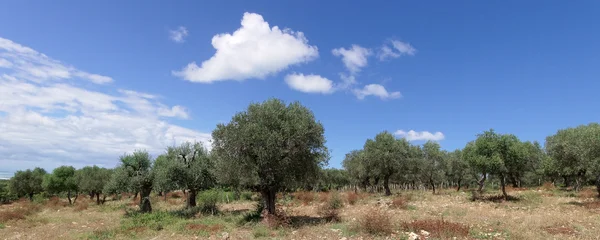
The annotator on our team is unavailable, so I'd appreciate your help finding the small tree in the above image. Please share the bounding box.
[77,166,112,204]
[105,150,154,212]
[212,98,328,214]
[342,150,371,192]
[164,142,216,208]
[43,166,78,204]
[445,149,470,191]
[152,154,177,200]
[420,141,445,193]
[9,167,46,201]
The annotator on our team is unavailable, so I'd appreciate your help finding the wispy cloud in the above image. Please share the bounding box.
[378,40,416,61]
[353,84,401,100]
[394,130,444,141]
[169,26,189,43]
[0,37,209,174]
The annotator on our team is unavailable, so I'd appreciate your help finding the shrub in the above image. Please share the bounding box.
[0,202,41,222]
[122,211,176,232]
[240,191,253,201]
[295,191,314,205]
[390,196,409,209]
[197,190,220,215]
[74,200,89,211]
[318,192,344,222]
[46,196,68,209]
[252,224,270,238]
[318,192,330,203]
[401,219,470,238]
[357,209,393,235]
[346,192,359,205]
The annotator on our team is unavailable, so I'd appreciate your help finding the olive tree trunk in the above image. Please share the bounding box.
[261,189,276,215]
[139,187,152,213]
[186,189,197,208]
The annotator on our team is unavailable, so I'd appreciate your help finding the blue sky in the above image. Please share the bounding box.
[1,1,599,176]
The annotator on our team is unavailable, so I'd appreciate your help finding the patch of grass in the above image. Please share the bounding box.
[197,190,220,215]
[390,195,410,209]
[400,219,470,239]
[356,209,393,235]
[0,223,5,229]
[0,201,42,222]
[519,191,543,205]
[122,211,178,232]
[241,201,264,224]
[331,222,358,237]
[252,224,271,238]
[87,229,116,240]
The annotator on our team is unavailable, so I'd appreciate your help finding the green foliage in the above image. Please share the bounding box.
[419,141,445,192]
[546,123,600,191]
[342,150,370,190]
[122,211,176,231]
[77,166,112,201]
[105,150,154,212]
[318,168,350,191]
[9,167,46,200]
[43,166,77,203]
[212,98,328,214]
[0,179,17,203]
[445,149,471,189]
[362,131,411,195]
[197,189,220,214]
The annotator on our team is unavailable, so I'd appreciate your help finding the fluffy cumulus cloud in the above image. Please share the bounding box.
[284,73,334,94]
[378,40,416,61]
[0,37,210,175]
[169,26,189,43]
[353,84,401,100]
[173,12,318,83]
[394,130,445,141]
[332,45,371,74]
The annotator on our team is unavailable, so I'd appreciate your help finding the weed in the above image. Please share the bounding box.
[356,209,393,235]
[346,192,359,205]
[74,200,89,211]
[0,201,41,222]
[252,224,270,238]
[390,196,409,209]
[295,191,314,205]
[318,192,343,222]
[87,229,116,240]
[198,190,220,215]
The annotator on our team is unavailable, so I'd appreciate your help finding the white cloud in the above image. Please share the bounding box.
[394,130,445,141]
[284,73,334,94]
[353,84,401,100]
[169,26,189,43]
[0,37,209,173]
[378,40,416,61]
[173,12,318,83]
[0,38,113,84]
[332,45,371,74]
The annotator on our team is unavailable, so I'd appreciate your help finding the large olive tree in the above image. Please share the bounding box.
[212,98,328,214]
[420,141,445,193]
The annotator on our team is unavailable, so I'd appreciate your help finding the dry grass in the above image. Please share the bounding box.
[74,200,88,211]
[401,219,470,238]
[45,196,68,209]
[346,192,359,205]
[185,223,224,233]
[356,209,393,235]
[0,201,42,222]
[294,191,314,205]
[390,195,410,209]
[544,223,577,236]
[578,188,598,199]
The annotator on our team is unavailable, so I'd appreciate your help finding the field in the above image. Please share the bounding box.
[1,187,600,240]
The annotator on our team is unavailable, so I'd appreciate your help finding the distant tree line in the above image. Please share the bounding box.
[2,99,599,214]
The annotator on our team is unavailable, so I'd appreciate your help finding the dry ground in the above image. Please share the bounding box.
[1,187,600,240]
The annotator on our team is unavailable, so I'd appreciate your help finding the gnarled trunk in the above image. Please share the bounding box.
[96,193,101,205]
[477,173,487,193]
[457,179,462,191]
[67,191,72,205]
[186,189,197,208]
[500,175,508,200]
[383,175,391,196]
[260,189,276,215]
[139,187,152,213]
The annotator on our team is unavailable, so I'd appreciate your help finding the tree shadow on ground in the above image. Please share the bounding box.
[471,194,521,203]
[289,216,328,228]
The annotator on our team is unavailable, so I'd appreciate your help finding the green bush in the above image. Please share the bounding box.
[198,190,220,215]
[240,191,253,201]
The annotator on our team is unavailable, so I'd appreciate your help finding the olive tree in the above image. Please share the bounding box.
[444,149,470,191]
[464,129,528,199]
[9,167,46,201]
[43,166,78,204]
[105,150,154,212]
[420,141,445,193]
[212,99,328,214]
[546,123,600,194]
[152,154,177,200]
[76,166,112,204]
[164,142,216,208]
[342,150,371,192]
[363,132,410,196]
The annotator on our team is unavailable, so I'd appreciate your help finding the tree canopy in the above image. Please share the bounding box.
[212,98,328,214]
